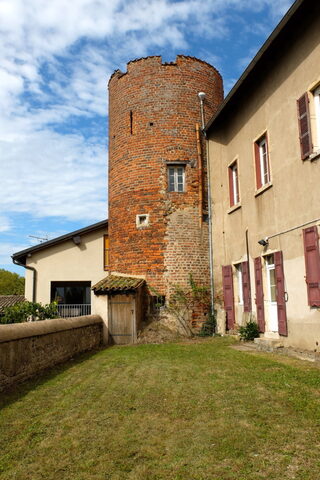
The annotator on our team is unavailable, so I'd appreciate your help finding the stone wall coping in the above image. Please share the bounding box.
[0,315,103,344]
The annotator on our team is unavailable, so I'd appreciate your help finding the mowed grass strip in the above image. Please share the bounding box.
[0,337,319,480]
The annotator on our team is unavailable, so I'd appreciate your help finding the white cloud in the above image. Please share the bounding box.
[0,242,29,267]
[0,0,295,235]
[0,128,107,222]
[0,216,11,233]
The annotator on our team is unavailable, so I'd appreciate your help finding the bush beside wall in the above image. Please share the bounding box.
[0,315,103,391]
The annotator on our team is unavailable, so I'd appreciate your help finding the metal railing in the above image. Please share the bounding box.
[56,304,91,318]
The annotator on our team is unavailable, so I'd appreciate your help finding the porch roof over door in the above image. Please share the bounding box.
[92,275,145,295]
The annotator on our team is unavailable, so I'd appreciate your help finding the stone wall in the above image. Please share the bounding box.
[0,315,103,391]
[108,55,223,299]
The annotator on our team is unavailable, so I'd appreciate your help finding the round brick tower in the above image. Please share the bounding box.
[108,55,223,300]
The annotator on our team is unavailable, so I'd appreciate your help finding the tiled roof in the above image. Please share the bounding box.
[0,295,25,314]
[92,275,145,294]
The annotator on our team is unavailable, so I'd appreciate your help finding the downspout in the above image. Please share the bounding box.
[12,257,37,303]
[195,122,203,228]
[205,133,215,331]
[245,229,252,313]
[198,92,215,331]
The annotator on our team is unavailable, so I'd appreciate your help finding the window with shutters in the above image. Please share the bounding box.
[313,86,320,153]
[234,261,251,312]
[254,257,265,333]
[297,92,313,160]
[303,226,320,307]
[241,260,251,313]
[235,263,243,305]
[297,88,320,160]
[254,133,271,190]
[222,265,235,330]
[228,160,240,207]
[168,165,185,192]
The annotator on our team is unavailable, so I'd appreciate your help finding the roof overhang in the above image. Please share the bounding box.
[92,275,145,295]
[12,219,108,265]
[205,0,308,132]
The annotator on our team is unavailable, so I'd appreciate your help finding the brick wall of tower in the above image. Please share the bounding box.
[108,55,223,295]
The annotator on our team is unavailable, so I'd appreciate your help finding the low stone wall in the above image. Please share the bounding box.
[0,315,103,391]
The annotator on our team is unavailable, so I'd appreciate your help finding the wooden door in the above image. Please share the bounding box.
[109,294,136,344]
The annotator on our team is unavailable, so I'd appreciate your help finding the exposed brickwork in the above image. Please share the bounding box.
[108,55,223,300]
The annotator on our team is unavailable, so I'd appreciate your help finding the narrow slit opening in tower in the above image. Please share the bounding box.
[130,110,133,134]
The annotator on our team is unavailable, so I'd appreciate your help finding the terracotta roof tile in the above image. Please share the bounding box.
[0,295,25,313]
[92,275,145,294]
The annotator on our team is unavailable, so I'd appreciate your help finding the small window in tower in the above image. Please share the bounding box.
[103,235,109,270]
[136,214,149,228]
[168,165,185,192]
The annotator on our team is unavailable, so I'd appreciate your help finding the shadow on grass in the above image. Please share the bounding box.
[0,345,109,410]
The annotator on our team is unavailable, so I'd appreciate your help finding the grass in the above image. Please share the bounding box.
[0,337,319,480]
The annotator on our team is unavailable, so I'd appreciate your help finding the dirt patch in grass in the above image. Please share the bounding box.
[137,319,185,344]
[0,338,319,480]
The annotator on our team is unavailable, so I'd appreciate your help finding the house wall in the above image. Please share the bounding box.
[25,228,106,308]
[208,4,320,351]
[108,55,223,301]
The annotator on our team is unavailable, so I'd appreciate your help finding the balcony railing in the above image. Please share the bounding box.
[56,304,91,318]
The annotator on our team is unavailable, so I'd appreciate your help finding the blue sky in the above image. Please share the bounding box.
[0,0,295,275]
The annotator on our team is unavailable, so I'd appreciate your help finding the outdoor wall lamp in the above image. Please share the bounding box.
[258,238,269,247]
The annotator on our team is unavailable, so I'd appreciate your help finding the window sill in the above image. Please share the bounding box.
[255,182,273,197]
[227,203,241,214]
[309,150,320,162]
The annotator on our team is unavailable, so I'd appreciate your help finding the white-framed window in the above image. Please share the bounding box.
[255,134,270,189]
[235,263,243,305]
[259,137,270,186]
[265,254,276,303]
[228,160,240,206]
[314,86,320,152]
[168,165,185,192]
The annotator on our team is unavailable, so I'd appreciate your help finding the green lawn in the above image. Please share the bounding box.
[0,338,319,480]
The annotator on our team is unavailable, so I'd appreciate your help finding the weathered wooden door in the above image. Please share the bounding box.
[109,294,136,344]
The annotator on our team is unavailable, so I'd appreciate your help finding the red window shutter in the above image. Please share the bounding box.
[274,251,288,336]
[303,226,320,307]
[254,257,265,332]
[254,141,262,189]
[297,93,312,160]
[241,261,251,312]
[228,165,234,206]
[222,265,235,330]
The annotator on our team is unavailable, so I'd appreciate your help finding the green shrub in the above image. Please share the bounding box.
[238,321,260,341]
[1,301,58,324]
[198,311,216,337]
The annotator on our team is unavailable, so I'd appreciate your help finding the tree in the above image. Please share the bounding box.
[0,269,25,295]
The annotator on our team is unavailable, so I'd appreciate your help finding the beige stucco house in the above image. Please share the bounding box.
[206,0,320,351]
[12,220,109,332]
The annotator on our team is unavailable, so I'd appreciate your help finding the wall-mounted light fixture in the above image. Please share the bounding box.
[72,235,81,245]
[198,91,206,129]
[258,238,268,247]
